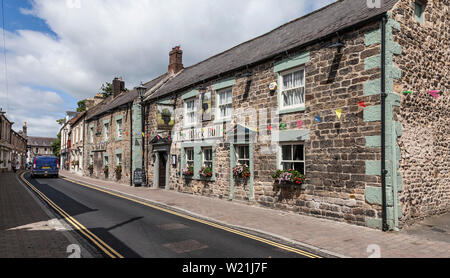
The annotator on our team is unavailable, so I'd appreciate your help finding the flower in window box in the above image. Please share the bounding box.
[199,166,213,178]
[182,165,194,177]
[232,164,251,180]
[103,165,109,175]
[272,169,305,186]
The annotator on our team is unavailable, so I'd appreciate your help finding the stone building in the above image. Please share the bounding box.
[135,0,448,231]
[68,111,86,175]
[59,111,80,169]
[0,111,27,171]
[27,136,57,162]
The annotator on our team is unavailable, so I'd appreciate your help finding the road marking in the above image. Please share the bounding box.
[62,176,322,258]
[20,173,123,258]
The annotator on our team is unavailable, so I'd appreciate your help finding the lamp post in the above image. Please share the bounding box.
[136,85,147,187]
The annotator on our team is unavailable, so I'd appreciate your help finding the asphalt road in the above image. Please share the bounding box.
[23,172,320,258]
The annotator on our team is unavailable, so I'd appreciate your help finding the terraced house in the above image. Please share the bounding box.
[131,0,448,231]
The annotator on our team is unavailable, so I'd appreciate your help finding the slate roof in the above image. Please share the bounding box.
[69,111,85,126]
[149,0,398,100]
[86,73,169,121]
[27,136,56,147]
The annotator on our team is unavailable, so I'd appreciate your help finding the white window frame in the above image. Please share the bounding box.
[104,123,109,141]
[116,119,123,139]
[215,87,232,122]
[184,98,197,127]
[115,153,122,166]
[278,143,305,175]
[202,147,213,169]
[103,155,109,167]
[185,148,194,167]
[235,145,250,167]
[278,66,306,111]
[90,126,94,144]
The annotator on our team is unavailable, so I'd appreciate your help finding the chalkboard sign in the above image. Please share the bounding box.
[133,168,145,186]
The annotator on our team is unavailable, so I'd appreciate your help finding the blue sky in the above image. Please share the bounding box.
[0,0,335,137]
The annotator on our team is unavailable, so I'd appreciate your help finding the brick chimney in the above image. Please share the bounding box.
[112,77,125,98]
[168,46,183,74]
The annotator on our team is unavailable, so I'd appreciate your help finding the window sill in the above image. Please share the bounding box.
[277,106,306,115]
[213,117,232,124]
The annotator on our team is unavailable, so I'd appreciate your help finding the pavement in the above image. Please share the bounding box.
[0,171,95,258]
[59,170,450,258]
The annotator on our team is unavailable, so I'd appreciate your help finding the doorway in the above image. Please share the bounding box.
[158,152,167,189]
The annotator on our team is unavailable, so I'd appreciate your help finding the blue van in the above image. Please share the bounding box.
[31,156,59,178]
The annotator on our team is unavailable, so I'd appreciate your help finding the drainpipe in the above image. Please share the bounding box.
[129,103,133,186]
[381,14,389,232]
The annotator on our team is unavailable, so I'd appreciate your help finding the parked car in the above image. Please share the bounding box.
[31,156,59,178]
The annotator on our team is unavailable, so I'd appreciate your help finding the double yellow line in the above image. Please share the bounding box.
[20,172,123,258]
[62,176,322,258]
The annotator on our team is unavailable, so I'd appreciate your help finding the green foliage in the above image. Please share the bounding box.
[51,132,61,159]
[199,166,213,178]
[56,118,65,125]
[77,100,86,112]
[100,82,113,98]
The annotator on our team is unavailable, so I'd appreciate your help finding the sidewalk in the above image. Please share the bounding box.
[0,171,93,258]
[60,170,450,258]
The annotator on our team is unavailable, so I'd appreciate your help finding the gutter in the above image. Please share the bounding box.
[381,14,389,232]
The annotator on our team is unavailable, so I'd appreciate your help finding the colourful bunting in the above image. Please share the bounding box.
[314,115,322,123]
[335,109,342,119]
[357,101,366,108]
[297,120,302,129]
[268,125,272,131]
[280,123,286,130]
[402,91,413,94]
[141,132,145,137]
[428,90,439,99]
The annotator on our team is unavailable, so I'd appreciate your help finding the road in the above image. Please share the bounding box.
[20,172,322,258]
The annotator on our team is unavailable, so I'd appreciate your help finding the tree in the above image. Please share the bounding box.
[77,100,86,112]
[51,132,61,159]
[56,118,65,125]
[100,82,113,98]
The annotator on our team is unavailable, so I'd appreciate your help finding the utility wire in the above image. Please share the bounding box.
[1,0,9,113]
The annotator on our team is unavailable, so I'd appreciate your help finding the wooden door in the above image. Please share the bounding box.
[159,152,167,188]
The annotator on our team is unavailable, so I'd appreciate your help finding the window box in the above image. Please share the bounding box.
[182,165,194,177]
[272,169,306,187]
[232,164,250,180]
[199,166,213,179]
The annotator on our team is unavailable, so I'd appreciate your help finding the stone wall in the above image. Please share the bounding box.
[390,0,450,227]
[84,105,133,185]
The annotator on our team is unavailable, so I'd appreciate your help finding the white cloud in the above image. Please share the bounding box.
[1,0,335,137]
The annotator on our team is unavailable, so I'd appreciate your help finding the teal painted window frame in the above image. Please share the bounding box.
[414,1,424,24]
[214,86,233,124]
[181,142,216,181]
[115,117,123,141]
[89,124,94,144]
[183,97,198,128]
[103,122,110,142]
[276,142,306,176]
[103,154,109,167]
[276,66,306,115]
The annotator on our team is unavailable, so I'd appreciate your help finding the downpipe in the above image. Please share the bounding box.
[381,14,389,232]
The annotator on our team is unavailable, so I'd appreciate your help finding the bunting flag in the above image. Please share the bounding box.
[402,90,413,94]
[314,115,322,123]
[297,120,302,129]
[335,109,342,119]
[280,123,286,130]
[428,90,439,99]
[357,101,366,108]
[268,125,272,131]
[141,132,145,137]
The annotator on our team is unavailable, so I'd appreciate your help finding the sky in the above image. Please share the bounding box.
[0,0,335,137]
